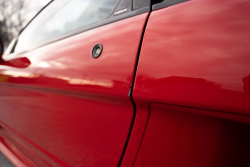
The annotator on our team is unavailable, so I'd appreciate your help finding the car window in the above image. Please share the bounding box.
[15,0,119,54]
[3,38,17,55]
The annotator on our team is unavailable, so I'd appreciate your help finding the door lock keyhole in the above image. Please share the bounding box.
[92,44,103,58]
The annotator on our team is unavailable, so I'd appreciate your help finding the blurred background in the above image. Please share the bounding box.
[0,0,50,49]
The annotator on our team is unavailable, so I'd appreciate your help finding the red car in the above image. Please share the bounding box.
[0,0,250,166]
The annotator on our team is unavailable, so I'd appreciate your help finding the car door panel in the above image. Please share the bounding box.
[0,12,149,167]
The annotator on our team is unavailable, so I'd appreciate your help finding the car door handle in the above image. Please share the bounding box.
[0,57,31,68]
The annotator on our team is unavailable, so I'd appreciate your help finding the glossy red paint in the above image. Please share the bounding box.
[0,133,37,167]
[133,0,250,115]
[0,57,31,68]
[1,0,250,166]
[134,104,250,167]
[128,0,250,166]
[0,13,149,167]
[120,102,150,167]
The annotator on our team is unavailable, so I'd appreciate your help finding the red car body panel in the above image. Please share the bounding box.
[1,0,250,166]
[120,102,150,167]
[134,104,250,167]
[134,0,250,115]
[0,13,149,166]
[0,133,37,167]
[131,0,250,166]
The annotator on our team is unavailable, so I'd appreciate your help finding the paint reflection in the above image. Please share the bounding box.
[135,75,250,113]
[136,75,222,91]
[0,70,114,88]
[1,71,38,78]
[68,78,113,87]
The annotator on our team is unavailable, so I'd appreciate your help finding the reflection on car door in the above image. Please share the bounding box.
[0,0,150,166]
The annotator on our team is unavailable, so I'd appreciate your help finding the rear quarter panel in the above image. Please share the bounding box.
[132,0,250,166]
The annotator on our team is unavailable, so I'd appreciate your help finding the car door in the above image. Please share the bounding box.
[0,0,150,166]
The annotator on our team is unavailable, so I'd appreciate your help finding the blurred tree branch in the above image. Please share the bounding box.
[0,0,26,42]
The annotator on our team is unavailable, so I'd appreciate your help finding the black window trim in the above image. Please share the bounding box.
[12,0,150,55]
[152,0,189,10]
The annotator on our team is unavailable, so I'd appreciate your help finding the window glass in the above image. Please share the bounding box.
[3,38,17,55]
[15,0,119,53]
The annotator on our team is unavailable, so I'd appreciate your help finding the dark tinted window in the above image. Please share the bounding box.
[15,0,119,53]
